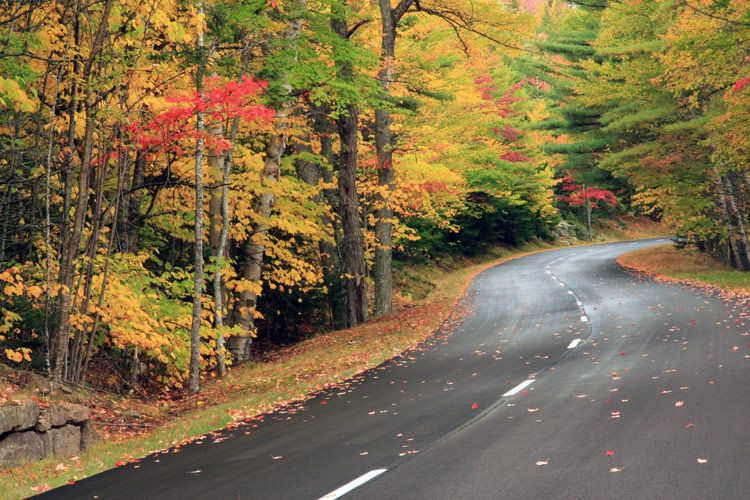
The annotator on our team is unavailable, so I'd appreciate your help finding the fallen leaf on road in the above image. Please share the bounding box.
[675,401,684,407]
[697,458,708,464]
[606,450,614,456]
[536,459,549,465]
[610,467,624,472]
[187,470,202,474]
[472,402,479,410]
[271,455,283,460]
[527,408,539,412]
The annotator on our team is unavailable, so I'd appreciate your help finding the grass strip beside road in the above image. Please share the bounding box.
[617,244,750,295]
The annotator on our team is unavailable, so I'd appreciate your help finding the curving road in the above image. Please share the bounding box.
[38,238,750,499]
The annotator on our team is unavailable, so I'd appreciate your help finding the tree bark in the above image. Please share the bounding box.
[723,175,750,270]
[331,14,369,327]
[229,0,308,362]
[337,102,369,326]
[714,171,742,270]
[373,0,414,317]
[188,3,207,395]
[295,107,348,329]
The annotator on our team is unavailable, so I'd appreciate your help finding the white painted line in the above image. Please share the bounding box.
[319,469,388,499]
[567,339,583,349]
[502,379,535,397]
[581,316,588,322]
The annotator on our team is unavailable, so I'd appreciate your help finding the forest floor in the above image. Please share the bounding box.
[0,216,670,497]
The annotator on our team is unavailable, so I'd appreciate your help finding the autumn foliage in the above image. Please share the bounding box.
[1,0,746,394]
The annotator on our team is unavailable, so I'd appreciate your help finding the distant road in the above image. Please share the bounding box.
[38,238,750,499]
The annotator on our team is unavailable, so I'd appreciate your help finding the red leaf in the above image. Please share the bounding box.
[733,77,750,92]
[472,402,479,410]
[606,450,614,456]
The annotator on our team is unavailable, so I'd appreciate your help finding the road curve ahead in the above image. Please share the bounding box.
[37,238,750,500]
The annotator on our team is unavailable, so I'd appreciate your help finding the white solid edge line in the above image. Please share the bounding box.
[567,338,583,349]
[502,379,535,397]
[319,469,388,500]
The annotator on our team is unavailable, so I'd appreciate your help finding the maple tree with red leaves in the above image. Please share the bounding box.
[558,175,617,239]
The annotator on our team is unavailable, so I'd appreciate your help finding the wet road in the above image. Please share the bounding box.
[38,238,750,499]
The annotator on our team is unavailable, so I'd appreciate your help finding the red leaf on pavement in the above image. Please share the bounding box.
[606,450,614,456]
[472,402,479,409]
[115,460,125,467]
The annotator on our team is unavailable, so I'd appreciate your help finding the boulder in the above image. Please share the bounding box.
[0,407,14,435]
[13,400,39,431]
[35,418,51,433]
[43,405,68,427]
[0,431,45,465]
[0,400,39,434]
[80,420,100,450]
[63,404,90,425]
[47,424,81,458]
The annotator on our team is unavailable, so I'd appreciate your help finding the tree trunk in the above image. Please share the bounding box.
[295,107,348,329]
[723,175,750,270]
[337,102,369,326]
[229,0,308,362]
[188,3,207,395]
[373,0,414,316]
[51,0,114,382]
[715,171,742,270]
[331,15,369,327]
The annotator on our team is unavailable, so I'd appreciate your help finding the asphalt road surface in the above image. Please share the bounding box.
[37,238,750,500]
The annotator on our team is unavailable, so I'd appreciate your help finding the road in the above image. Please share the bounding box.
[37,238,750,499]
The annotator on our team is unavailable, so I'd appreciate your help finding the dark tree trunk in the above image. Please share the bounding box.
[336,102,369,326]
[373,0,415,316]
[295,106,348,329]
[331,16,369,327]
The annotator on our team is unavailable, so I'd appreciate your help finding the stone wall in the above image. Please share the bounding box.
[0,400,99,467]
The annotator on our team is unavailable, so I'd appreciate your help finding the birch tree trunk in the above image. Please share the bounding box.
[188,3,207,395]
[723,175,750,270]
[715,171,742,270]
[229,0,308,362]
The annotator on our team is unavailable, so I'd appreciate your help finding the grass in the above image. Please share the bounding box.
[617,243,750,294]
[0,217,671,498]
